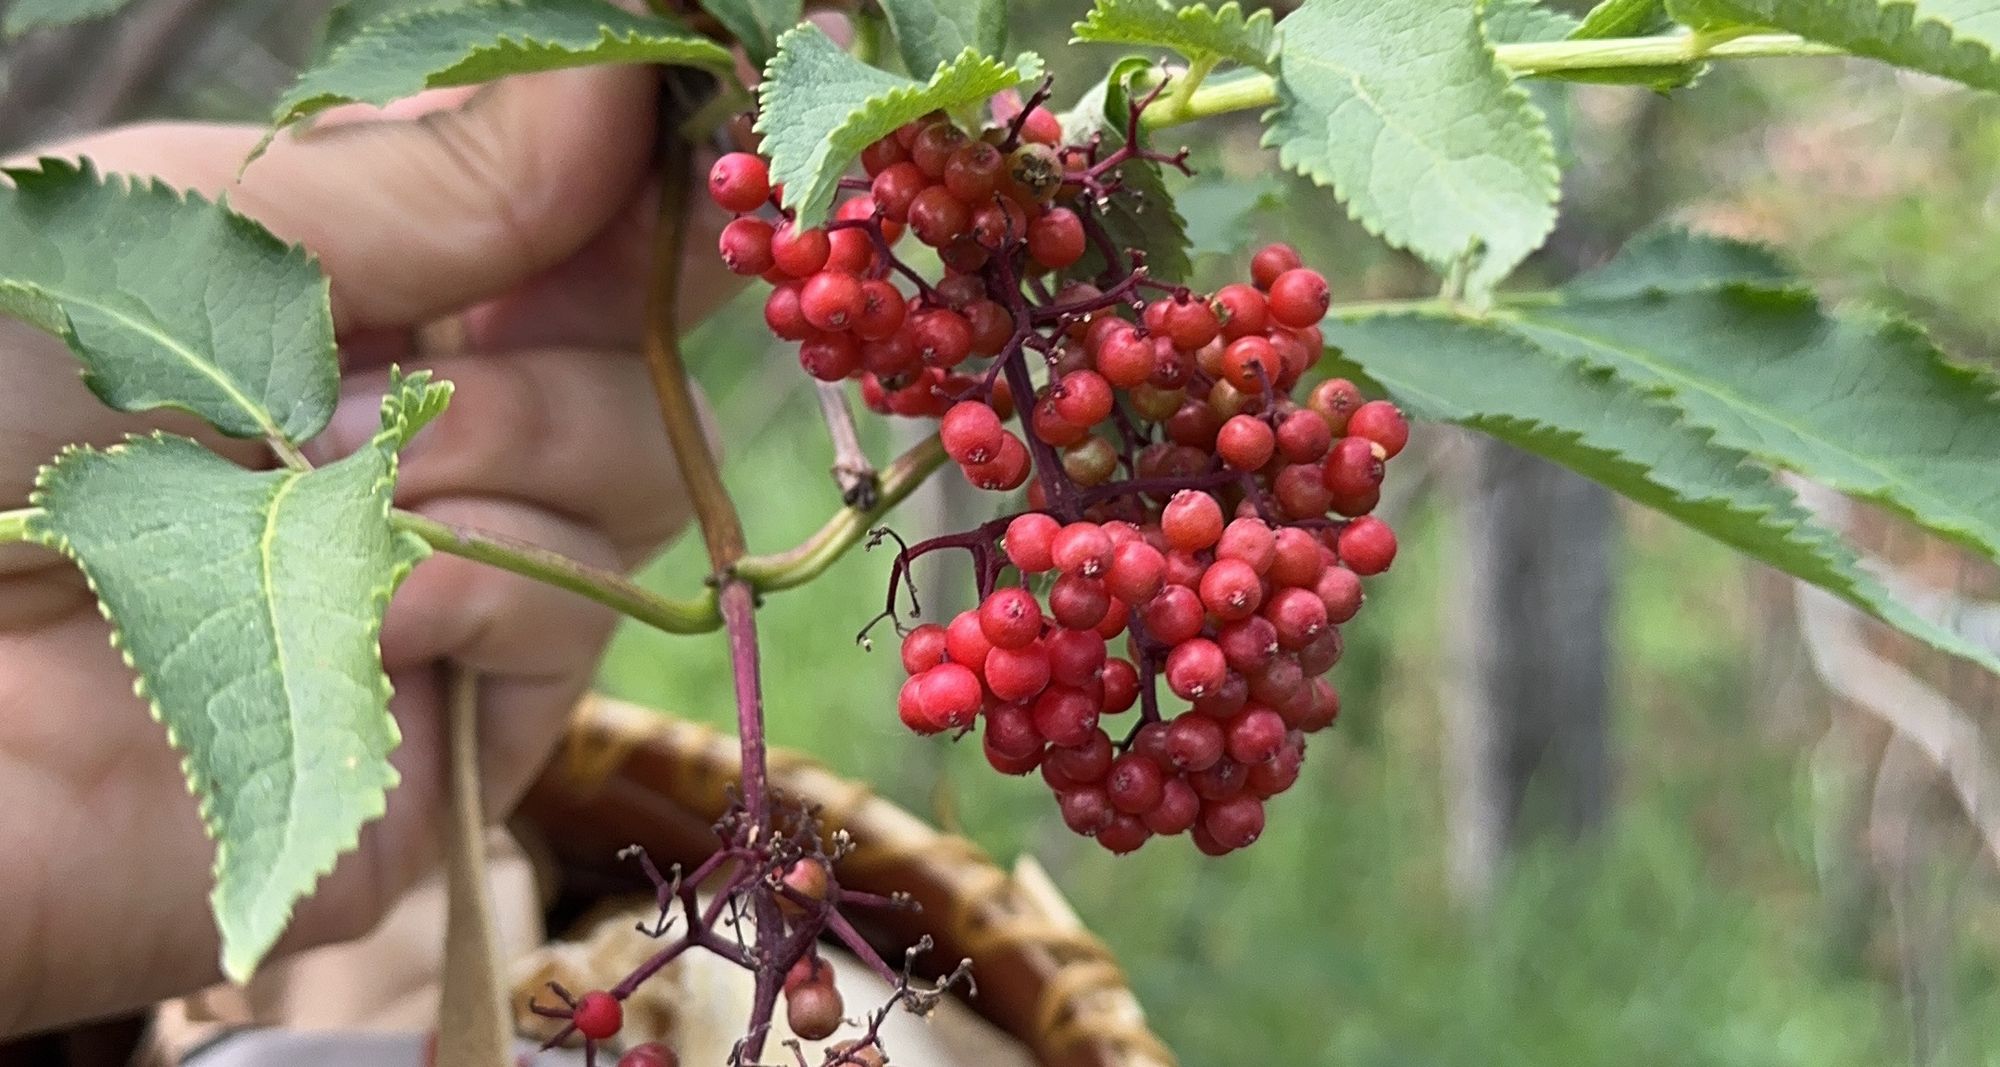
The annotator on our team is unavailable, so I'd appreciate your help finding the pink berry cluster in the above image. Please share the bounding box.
[707,83,1408,857]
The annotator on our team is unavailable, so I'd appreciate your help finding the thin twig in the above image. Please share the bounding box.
[815,381,879,509]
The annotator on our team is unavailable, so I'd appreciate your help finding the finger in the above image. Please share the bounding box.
[25,65,657,336]
[307,349,698,564]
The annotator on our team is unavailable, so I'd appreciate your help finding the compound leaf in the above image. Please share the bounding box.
[1264,0,1560,302]
[756,24,1042,227]
[1071,0,1277,70]
[1326,311,2000,676]
[1666,0,2000,91]
[878,0,1006,79]
[274,0,730,130]
[25,373,443,980]
[0,159,337,445]
[3,0,134,36]
[696,0,802,67]
[1501,231,2000,567]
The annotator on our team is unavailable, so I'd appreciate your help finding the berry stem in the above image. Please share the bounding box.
[734,434,949,590]
[815,380,880,509]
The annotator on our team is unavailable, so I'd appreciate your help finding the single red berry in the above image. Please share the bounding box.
[1337,517,1397,576]
[1250,243,1304,289]
[1198,557,1265,621]
[825,226,876,274]
[1269,528,1327,589]
[797,333,861,382]
[911,120,968,177]
[763,283,811,340]
[1097,813,1152,854]
[908,307,974,367]
[1226,707,1288,765]
[1346,400,1410,458]
[909,184,971,247]
[1031,685,1100,747]
[1058,786,1116,836]
[918,662,983,730]
[572,991,623,1042]
[986,702,1045,760]
[800,271,865,331]
[1165,638,1228,699]
[1047,729,1115,784]
[984,640,1052,702]
[970,199,1028,249]
[1323,435,1386,498]
[1017,105,1062,146]
[1052,522,1113,578]
[1217,616,1279,675]
[870,161,927,221]
[1046,626,1108,688]
[1032,398,1087,448]
[1217,414,1276,471]
[1221,335,1282,394]
[1266,268,1331,328]
[861,135,908,176]
[1265,587,1329,649]
[786,982,844,1041]
[1063,436,1119,486]
[770,221,832,278]
[1216,517,1277,575]
[1274,462,1337,519]
[718,217,775,276]
[1027,207,1087,269]
[1105,541,1166,605]
[707,152,770,213]
[1141,584,1206,645]
[779,858,831,914]
[1165,713,1226,772]
[1189,758,1249,801]
[1105,753,1166,814]
[1161,491,1225,552]
[979,586,1044,650]
[1314,565,1365,624]
[1212,283,1269,340]
[1276,410,1334,464]
[1308,378,1365,434]
[852,279,908,341]
[1297,626,1345,677]
[900,623,948,675]
[1053,370,1115,428]
[1192,672,1250,720]
[965,432,1030,490]
[1094,326,1156,389]
[1100,657,1140,713]
[1144,777,1202,835]
[1048,573,1111,630]
[1202,794,1265,849]
[1005,512,1061,573]
[941,401,1005,465]
[965,298,1014,356]
[943,141,1004,202]
[1163,295,1221,350]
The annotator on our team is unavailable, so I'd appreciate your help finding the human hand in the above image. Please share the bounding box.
[0,63,725,1035]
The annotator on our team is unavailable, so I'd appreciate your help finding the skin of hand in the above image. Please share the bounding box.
[0,63,733,1037]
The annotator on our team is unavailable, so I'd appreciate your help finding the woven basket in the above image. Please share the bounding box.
[519,695,1176,1067]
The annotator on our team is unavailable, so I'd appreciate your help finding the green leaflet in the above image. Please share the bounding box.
[26,372,445,980]
[1071,0,1277,71]
[273,0,731,130]
[0,159,338,445]
[697,0,803,67]
[1574,0,1677,37]
[1263,0,1560,303]
[755,25,1043,227]
[1325,312,2000,676]
[1667,0,2000,91]
[1495,232,2000,567]
[2,0,133,35]
[878,0,1006,80]
[1484,0,1581,45]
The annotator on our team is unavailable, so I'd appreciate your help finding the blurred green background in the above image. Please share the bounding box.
[11,1,2000,1063]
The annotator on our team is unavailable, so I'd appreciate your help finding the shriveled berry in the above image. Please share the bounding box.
[786,981,844,1041]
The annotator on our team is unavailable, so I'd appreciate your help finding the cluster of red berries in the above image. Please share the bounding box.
[709,89,1408,857]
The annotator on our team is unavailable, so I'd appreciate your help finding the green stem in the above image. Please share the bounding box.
[1329,297,1456,319]
[0,506,39,543]
[1153,54,1219,128]
[393,510,722,634]
[1143,32,1847,130]
[733,434,947,591]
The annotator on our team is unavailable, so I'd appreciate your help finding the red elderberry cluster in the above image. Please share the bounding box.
[709,80,1409,856]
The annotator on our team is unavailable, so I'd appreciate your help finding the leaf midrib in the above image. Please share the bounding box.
[1502,306,1994,556]
[247,467,305,923]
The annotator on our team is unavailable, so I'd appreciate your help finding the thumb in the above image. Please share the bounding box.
[26,64,658,335]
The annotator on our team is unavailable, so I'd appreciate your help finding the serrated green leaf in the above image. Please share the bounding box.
[1484,0,1580,44]
[0,159,338,445]
[697,0,801,67]
[1071,0,1276,70]
[381,366,455,447]
[273,0,732,130]
[1667,0,2000,90]
[26,385,433,980]
[3,0,133,36]
[1497,234,2000,568]
[1574,0,1677,37]
[1177,172,1282,257]
[1555,226,1792,299]
[1264,0,1559,302]
[879,0,1005,80]
[755,24,1043,227]
[316,0,477,62]
[1325,310,2000,676]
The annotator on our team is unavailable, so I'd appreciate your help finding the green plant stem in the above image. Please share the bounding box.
[394,510,722,633]
[1329,297,1456,319]
[0,506,38,543]
[1142,32,1846,129]
[733,433,947,590]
